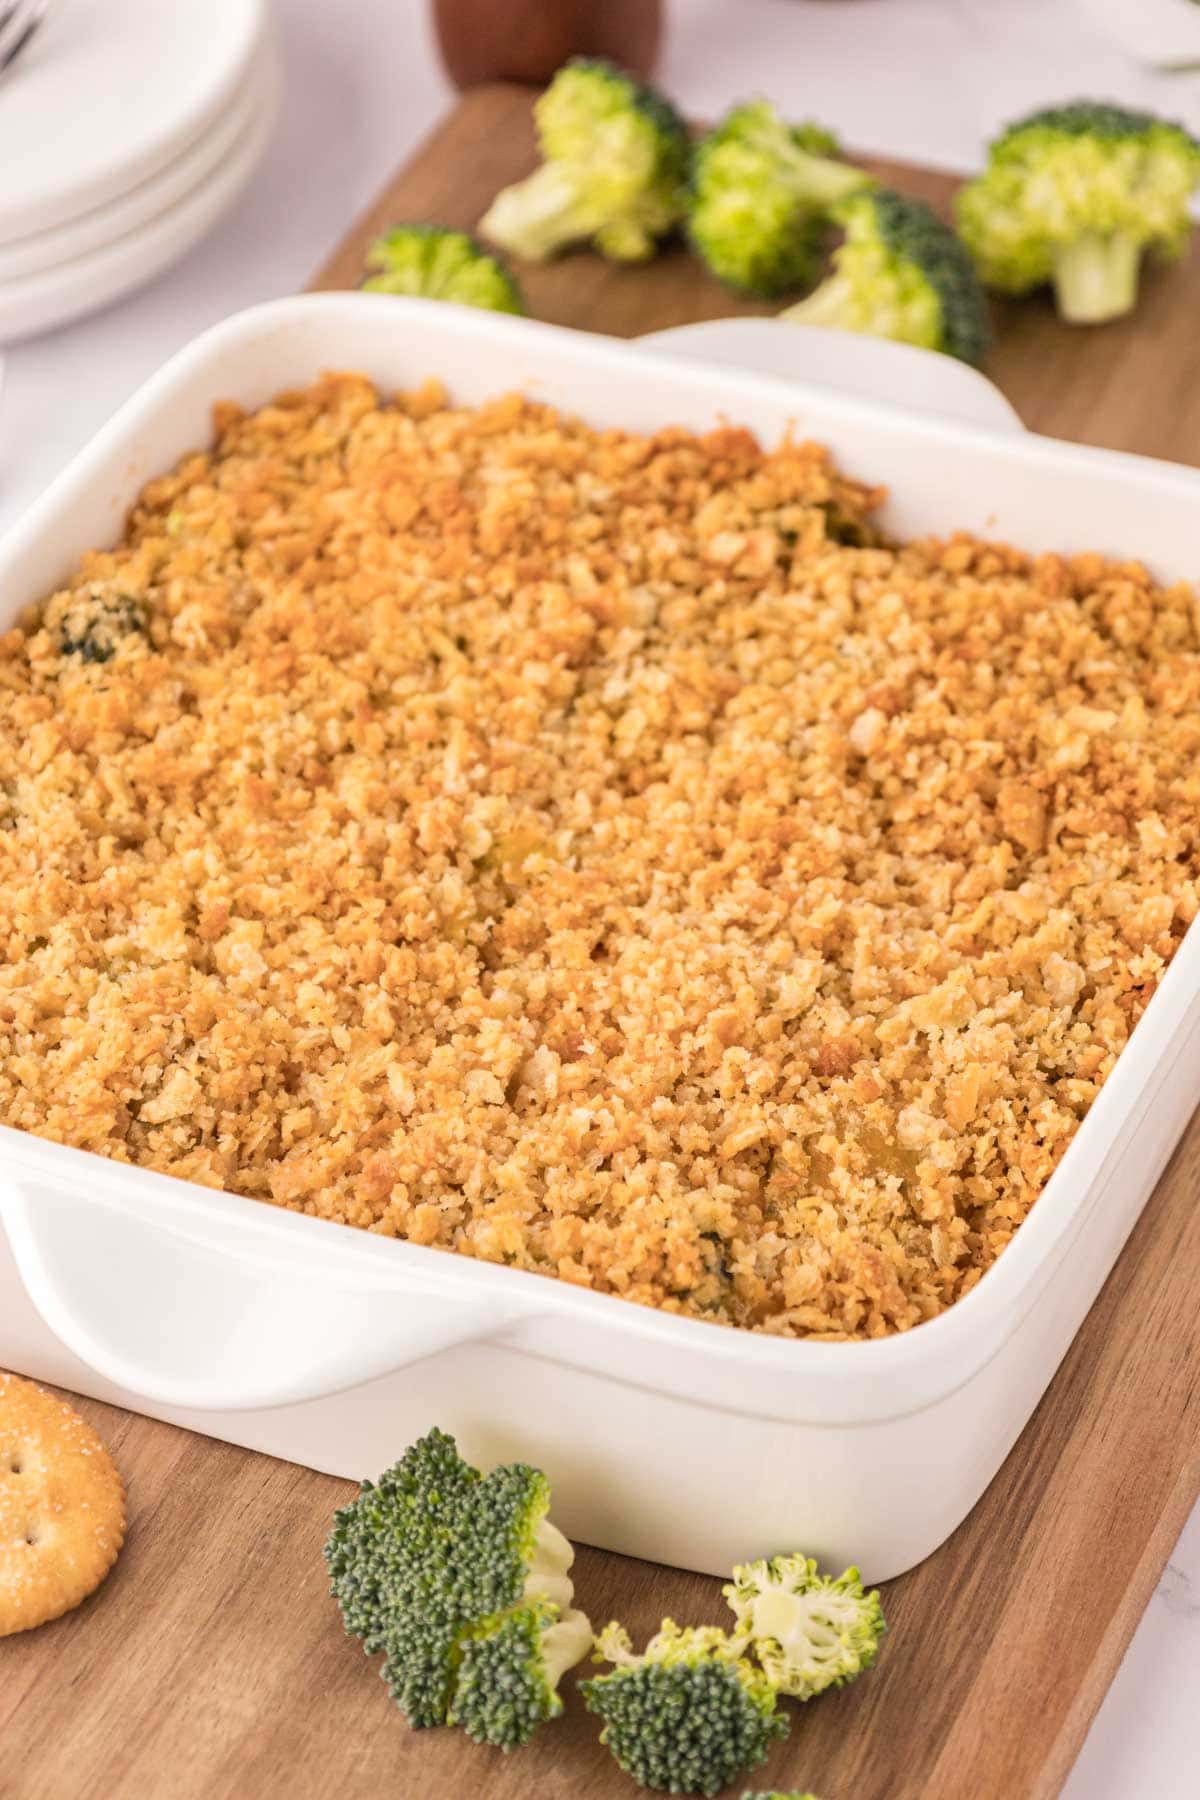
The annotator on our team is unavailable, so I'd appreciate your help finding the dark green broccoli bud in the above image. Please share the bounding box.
[781,189,990,365]
[55,592,148,664]
[324,1428,590,1743]
[688,100,870,296]
[361,224,525,313]
[480,58,690,262]
[581,1619,789,1796]
[956,101,1200,323]
[724,1554,886,1700]
[449,1596,594,1750]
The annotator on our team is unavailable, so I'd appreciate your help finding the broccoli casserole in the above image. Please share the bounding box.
[1,374,1196,1341]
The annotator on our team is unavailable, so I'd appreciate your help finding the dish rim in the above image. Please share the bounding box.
[3,290,1199,1389]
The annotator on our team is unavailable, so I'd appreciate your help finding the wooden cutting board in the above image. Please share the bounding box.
[6,83,1200,1800]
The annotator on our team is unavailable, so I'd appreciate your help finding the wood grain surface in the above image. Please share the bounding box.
[5,83,1200,1800]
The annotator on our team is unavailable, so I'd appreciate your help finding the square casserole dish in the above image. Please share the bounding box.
[2,294,1200,1582]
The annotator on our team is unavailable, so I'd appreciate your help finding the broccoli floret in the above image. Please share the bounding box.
[324,1428,590,1746]
[54,590,148,664]
[689,100,870,296]
[581,1619,789,1796]
[449,1597,594,1750]
[480,58,689,262]
[361,224,525,313]
[780,189,990,365]
[955,101,1200,323]
[742,1791,824,1799]
[723,1554,885,1701]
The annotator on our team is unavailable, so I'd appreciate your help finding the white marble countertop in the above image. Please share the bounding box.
[4,0,1199,1790]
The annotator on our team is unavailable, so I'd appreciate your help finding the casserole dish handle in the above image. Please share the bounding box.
[637,319,1025,434]
[0,1178,531,1412]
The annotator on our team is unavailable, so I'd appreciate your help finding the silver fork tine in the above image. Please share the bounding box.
[5,1,52,47]
[0,0,51,75]
[0,6,32,60]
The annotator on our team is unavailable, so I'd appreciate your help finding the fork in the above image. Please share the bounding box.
[0,0,53,83]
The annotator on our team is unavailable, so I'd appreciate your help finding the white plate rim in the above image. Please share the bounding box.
[0,56,279,346]
[0,0,268,248]
[0,48,271,287]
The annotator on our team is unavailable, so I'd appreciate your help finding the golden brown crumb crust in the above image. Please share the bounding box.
[2,374,1197,1340]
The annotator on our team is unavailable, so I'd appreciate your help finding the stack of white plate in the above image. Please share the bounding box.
[0,0,278,344]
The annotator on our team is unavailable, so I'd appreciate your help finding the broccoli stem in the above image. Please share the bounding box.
[480,162,600,261]
[1052,233,1140,324]
[786,148,870,210]
[524,1517,576,1613]
[780,272,864,333]
[541,1608,595,1689]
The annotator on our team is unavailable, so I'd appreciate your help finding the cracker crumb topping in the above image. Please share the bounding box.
[2,373,1197,1340]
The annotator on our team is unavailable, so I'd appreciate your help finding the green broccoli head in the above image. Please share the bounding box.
[361,224,525,313]
[689,99,870,295]
[955,101,1200,323]
[780,188,990,365]
[450,1597,594,1750]
[324,1428,589,1745]
[723,1553,886,1702]
[480,58,690,262]
[581,1619,789,1796]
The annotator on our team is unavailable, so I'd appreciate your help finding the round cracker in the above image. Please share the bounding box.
[0,1372,126,1636]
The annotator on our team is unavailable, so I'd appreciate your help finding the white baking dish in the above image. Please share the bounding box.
[3,294,1200,1582]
